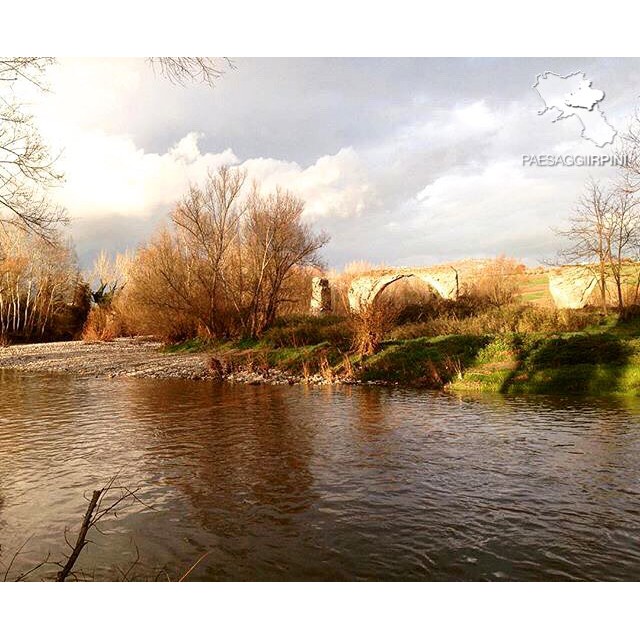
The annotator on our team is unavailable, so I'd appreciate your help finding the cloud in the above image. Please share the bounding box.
[22,58,640,268]
[240,147,374,219]
[399,162,584,262]
[54,129,373,222]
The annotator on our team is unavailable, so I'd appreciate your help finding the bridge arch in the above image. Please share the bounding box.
[347,267,459,312]
[311,261,612,315]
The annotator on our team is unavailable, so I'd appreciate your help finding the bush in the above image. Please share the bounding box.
[82,306,124,342]
[350,301,400,356]
[465,255,525,306]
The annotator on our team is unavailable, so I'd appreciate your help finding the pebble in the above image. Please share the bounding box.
[0,337,356,386]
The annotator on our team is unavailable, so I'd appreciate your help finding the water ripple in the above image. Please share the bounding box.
[1,370,640,580]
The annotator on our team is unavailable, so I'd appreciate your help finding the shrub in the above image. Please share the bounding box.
[82,306,124,342]
[465,255,525,306]
[350,301,400,356]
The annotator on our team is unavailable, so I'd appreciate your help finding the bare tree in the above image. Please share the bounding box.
[619,109,640,191]
[121,166,329,341]
[88,249,131,306]
[557,177,640,311]
[469,255,524,307]
[148,57,233,87]
[243,187,329,336]
[170,166,247,336]
[607,181,640,309]
[0,58,66,237]
[557,179,616,311]
[0,225,81,341]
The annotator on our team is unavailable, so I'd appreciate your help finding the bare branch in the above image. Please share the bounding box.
[147,57,234,87]
[0,57,66,238]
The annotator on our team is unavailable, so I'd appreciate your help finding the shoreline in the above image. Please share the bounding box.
[0,338,339,385]
[2,334,639,397]
[0,338,212,381]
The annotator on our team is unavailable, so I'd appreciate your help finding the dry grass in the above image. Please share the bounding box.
[388,304,600,340]
[350,300,401,356]
[82,306,121,342]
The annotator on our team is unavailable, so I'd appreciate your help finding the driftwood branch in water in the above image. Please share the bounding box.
[56,489,102,582]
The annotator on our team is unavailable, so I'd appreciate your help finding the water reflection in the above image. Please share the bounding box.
[1,371,640,580]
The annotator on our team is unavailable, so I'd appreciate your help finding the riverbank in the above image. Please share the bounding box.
[0,338,327,385]
[203,313,640,395]
[0,338,212,380]
[3,318,640,395]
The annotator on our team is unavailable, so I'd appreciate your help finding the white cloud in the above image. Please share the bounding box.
[51,129,236,217]
[48,126,373,222]
[400,162,585,262]
[240,147,373,219]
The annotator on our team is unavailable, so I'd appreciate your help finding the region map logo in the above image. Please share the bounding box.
[533,71,616,147]
[523,71,627,168]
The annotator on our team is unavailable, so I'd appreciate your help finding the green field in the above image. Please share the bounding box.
[517,273,551,305]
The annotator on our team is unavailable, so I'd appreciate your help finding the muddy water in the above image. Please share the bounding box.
[1,369,639,580]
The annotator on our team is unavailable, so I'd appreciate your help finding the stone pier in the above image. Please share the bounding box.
[310,277,332,315]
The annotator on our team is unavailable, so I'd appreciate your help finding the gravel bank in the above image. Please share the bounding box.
[0,338,364,385]
[0,338,212,380]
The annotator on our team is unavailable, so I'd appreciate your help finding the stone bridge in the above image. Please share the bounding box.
[345,266,460,312]
[310,261,612,314]
[311,261,492,314]
[546,267,599,309]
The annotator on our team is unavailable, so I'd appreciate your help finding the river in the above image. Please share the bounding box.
[1,369,639,581]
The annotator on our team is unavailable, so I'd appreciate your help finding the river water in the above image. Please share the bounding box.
[1,369,639,581]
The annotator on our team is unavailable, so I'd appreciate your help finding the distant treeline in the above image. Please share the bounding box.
[0,227,90,344]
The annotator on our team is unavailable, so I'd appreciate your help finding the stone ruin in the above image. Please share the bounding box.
[310,277,332,315]
[547,267,598,309]
[309,261,617,313]
[346,266,460,312]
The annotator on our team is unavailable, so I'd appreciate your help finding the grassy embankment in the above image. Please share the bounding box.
[165,308,640,396]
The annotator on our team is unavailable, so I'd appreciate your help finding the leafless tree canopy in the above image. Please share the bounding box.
[558,178,640,310]
[148,57,233,87]
[0,57,66,238]
[118,165,329,340]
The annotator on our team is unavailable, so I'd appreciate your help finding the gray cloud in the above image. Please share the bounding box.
[42,57,640,269]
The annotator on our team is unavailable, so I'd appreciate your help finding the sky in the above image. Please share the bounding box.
[28,57,640,269]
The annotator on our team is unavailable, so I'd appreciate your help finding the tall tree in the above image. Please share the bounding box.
[558,179,614,311]
[558,178,640,311]
[608,181,640,309]
[0,58,66,237]
[124,166,328,340]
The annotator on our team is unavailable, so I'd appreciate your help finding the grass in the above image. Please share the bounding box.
[162,308,640,396]
[359,335,488,385]
[517,273,551,305]
[163,337,211,353]
[449,329,640,396]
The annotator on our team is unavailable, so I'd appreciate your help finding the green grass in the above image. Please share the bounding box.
[517,273,551,305]
[449,329,640,396]
[359,335,489,385]
[163,337,211,353]
[356,313,640,395]
[164,310,640,396]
